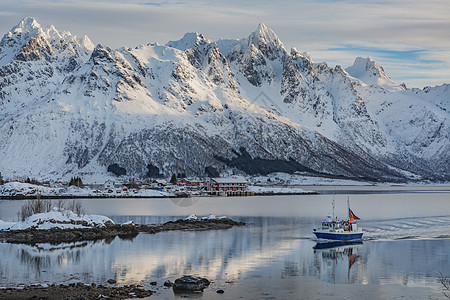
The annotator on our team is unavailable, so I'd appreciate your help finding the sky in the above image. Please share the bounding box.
[0,0,449,88]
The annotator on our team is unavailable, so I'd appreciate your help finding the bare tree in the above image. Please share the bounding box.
[56,199,65,212]
[44,197,52,212]
[439,272,450,298]
[67,200,86,217]
[17,196,53,221]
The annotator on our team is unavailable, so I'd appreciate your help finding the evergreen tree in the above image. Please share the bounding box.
[77,177,84,188]
[170,173,177,184]
[0,172,3,185]
[69,176,84,188]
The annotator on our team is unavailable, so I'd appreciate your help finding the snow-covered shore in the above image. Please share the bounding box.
[0,207,114,231]
[2,173,442,200]
[0,182,173,199]
[0,179,317,200]
[248,185,315,195]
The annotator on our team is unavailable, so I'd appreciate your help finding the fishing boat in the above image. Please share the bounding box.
[313,197,363,241]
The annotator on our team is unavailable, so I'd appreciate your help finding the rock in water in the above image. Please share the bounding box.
[172,276,210,292]
[163,280,173,287]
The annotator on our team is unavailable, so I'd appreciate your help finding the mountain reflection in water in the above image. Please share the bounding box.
[0,216,448,294]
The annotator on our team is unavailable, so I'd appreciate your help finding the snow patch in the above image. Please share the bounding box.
[0,208,114,231]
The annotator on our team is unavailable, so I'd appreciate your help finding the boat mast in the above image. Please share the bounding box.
[347,196,350,221]
[332,193,336,221]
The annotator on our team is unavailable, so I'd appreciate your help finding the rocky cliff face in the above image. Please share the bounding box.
[0,17,448,182]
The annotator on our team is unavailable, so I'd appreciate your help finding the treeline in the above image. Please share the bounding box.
[0,173,86,188]
[69,177,84,188]
[25,177,42,185]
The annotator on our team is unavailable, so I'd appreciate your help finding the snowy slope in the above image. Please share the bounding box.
[0,17,448,182]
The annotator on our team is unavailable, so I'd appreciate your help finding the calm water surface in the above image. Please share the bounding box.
[0,186,449,299]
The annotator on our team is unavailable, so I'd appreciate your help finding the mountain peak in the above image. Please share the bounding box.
[248,23,282,47]
[0,17,94,67]
[15,16,41,29]
[79,35,95,51]
[166,32,211,51]
[256,22,269,32]
[346,57,403,91]
[346,57,387,78]
[10,16,42,36]
[0,17,45,66]
[246,23,286,60]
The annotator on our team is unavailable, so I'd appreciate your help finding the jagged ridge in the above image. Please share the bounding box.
[0,17,448,182]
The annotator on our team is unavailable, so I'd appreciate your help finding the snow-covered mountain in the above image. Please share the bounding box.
[0,17,448,182]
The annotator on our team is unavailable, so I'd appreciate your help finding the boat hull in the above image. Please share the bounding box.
[313,231,363,241]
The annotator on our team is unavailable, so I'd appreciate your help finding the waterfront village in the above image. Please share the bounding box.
[0,173,324,199]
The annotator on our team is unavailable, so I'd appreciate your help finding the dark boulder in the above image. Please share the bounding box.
[172,276,210,292]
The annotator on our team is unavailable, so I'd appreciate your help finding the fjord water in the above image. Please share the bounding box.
[0,186,449,299]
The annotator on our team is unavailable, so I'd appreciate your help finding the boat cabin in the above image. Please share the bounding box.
[320,214,357,232]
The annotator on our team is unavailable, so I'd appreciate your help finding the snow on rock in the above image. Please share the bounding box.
[185,214,198,221]
[185,214,227,221]
[0,207,114,231]
[201,214,216,220]
[0,220,15,230]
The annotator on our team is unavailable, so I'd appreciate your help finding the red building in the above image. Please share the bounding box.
[151,179,167,187]
[177,178,203,188]
[209,177,248,192]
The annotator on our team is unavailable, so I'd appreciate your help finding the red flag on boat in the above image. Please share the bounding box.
[349,208,361,220]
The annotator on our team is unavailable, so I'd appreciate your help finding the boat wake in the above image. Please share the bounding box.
[361,215,450,241]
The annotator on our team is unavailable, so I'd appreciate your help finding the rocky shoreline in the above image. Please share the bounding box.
[0,275,216,299]
[0,283,152,299]
[0,217,246,244]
